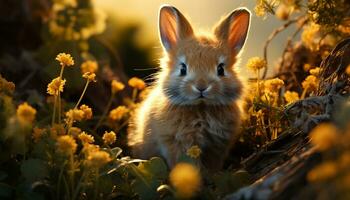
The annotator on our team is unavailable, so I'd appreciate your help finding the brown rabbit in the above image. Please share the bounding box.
[128,5,251,171]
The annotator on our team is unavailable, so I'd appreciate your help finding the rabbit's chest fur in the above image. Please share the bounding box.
[128,89,241,169]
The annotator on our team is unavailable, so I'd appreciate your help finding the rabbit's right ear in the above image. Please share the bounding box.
[159,5,193,52]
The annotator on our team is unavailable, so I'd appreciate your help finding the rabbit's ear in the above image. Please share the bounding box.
[159,5,193,52]
[214,8,251,54]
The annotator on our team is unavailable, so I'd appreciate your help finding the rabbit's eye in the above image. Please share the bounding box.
[217,63,225,76]
[180,63,187,76]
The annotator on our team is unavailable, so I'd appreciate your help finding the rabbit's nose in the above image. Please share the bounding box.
[196,87,207,92]
[192,85,208,93]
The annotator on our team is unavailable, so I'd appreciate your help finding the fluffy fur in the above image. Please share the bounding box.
[128,5,251,171]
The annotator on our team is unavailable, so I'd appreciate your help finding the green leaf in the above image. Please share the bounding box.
[213,170,252,196]
[137,157,168,180]
[20,159,48,182]
[111,147,123,158]
[130,157,169,200]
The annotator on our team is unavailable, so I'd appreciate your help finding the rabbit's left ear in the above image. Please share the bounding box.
[214,8,251,54]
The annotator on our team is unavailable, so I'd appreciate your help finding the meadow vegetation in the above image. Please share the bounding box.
[0,0,350,199]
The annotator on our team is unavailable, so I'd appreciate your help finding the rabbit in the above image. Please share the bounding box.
[128,5,251,171]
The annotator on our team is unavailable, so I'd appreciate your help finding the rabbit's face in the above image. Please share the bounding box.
[158,6,250,105]
[161,38,243,105]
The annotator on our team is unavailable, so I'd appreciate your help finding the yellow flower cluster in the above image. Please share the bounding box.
[50,124,65,137]
[111,80,125,94]
[186,145,202,159]
[56,53,74,67]
[301,23,320,51]
[56,135,77,155]
[246,57,267,71]
[32,127,45,142]
[264,78,284,92]
[276,4,290,20]
[82,72,97,82]
[49,4,106,41]
[86,150,112,168]
[16,102,37,124]
[65,109,85,122]
[169,163,201,198]
[302,75,319,92]
[307,161,338,182]
[81,60,98,74]
[284,91,299,104]
[309,67,321,76]
[102,131,117,145]
[79,104,93,120]
[109,106,129,121]
[0,75,15,94]
[128,77,146,90]
[68,127,82,137]
[66,105,93,123]
[78,132,95,144]
[346,64,350,76]
[309,123,339,151]
[254,1,266,17]
[47,77,66,96]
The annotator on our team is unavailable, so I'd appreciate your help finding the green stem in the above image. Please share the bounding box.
[74,81,90,109]
[94,93,115,131]
[52,95,57,126]
[63,175,70,200]
[57,65,65,125]
[72,170,86,200]
[57,161,67,200]
[93,169,100,200]
[131,88,138,102]
[301,87,308,99]
[58,92,62,124]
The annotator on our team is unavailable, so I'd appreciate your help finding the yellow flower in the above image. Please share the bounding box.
[111,80,125,94]
[82,72,97,82]
[128,77,146,90]
[78,132,95,144]
[50,123,65,138]
[56,53,74,66]
[47,77,66,96]
[186,145,201,159]
[303,63,313,72]
[32,127,46,142]
[309,123,339,151]
[79,104,92,120]
[169,163,201,198]
[109,106,129,121]
[68,127,82,137]
[102,131,117,145]
[302,75,318,92]
[276,4,290,20]
[0,75,15,94]
[80,60,98,74]
[301,23,320,51]
[86,150,112,168]
[309,67,321,76]
[307,161,338,182]
[254,3,266,17]
[246,57,267,71]
[56,135,77,155]
[346,64,350,76]
[284,91,299,104]
[82,143,99,156]
[16,102,37,124]
[65,109,85,122]
[264,78,284,92]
